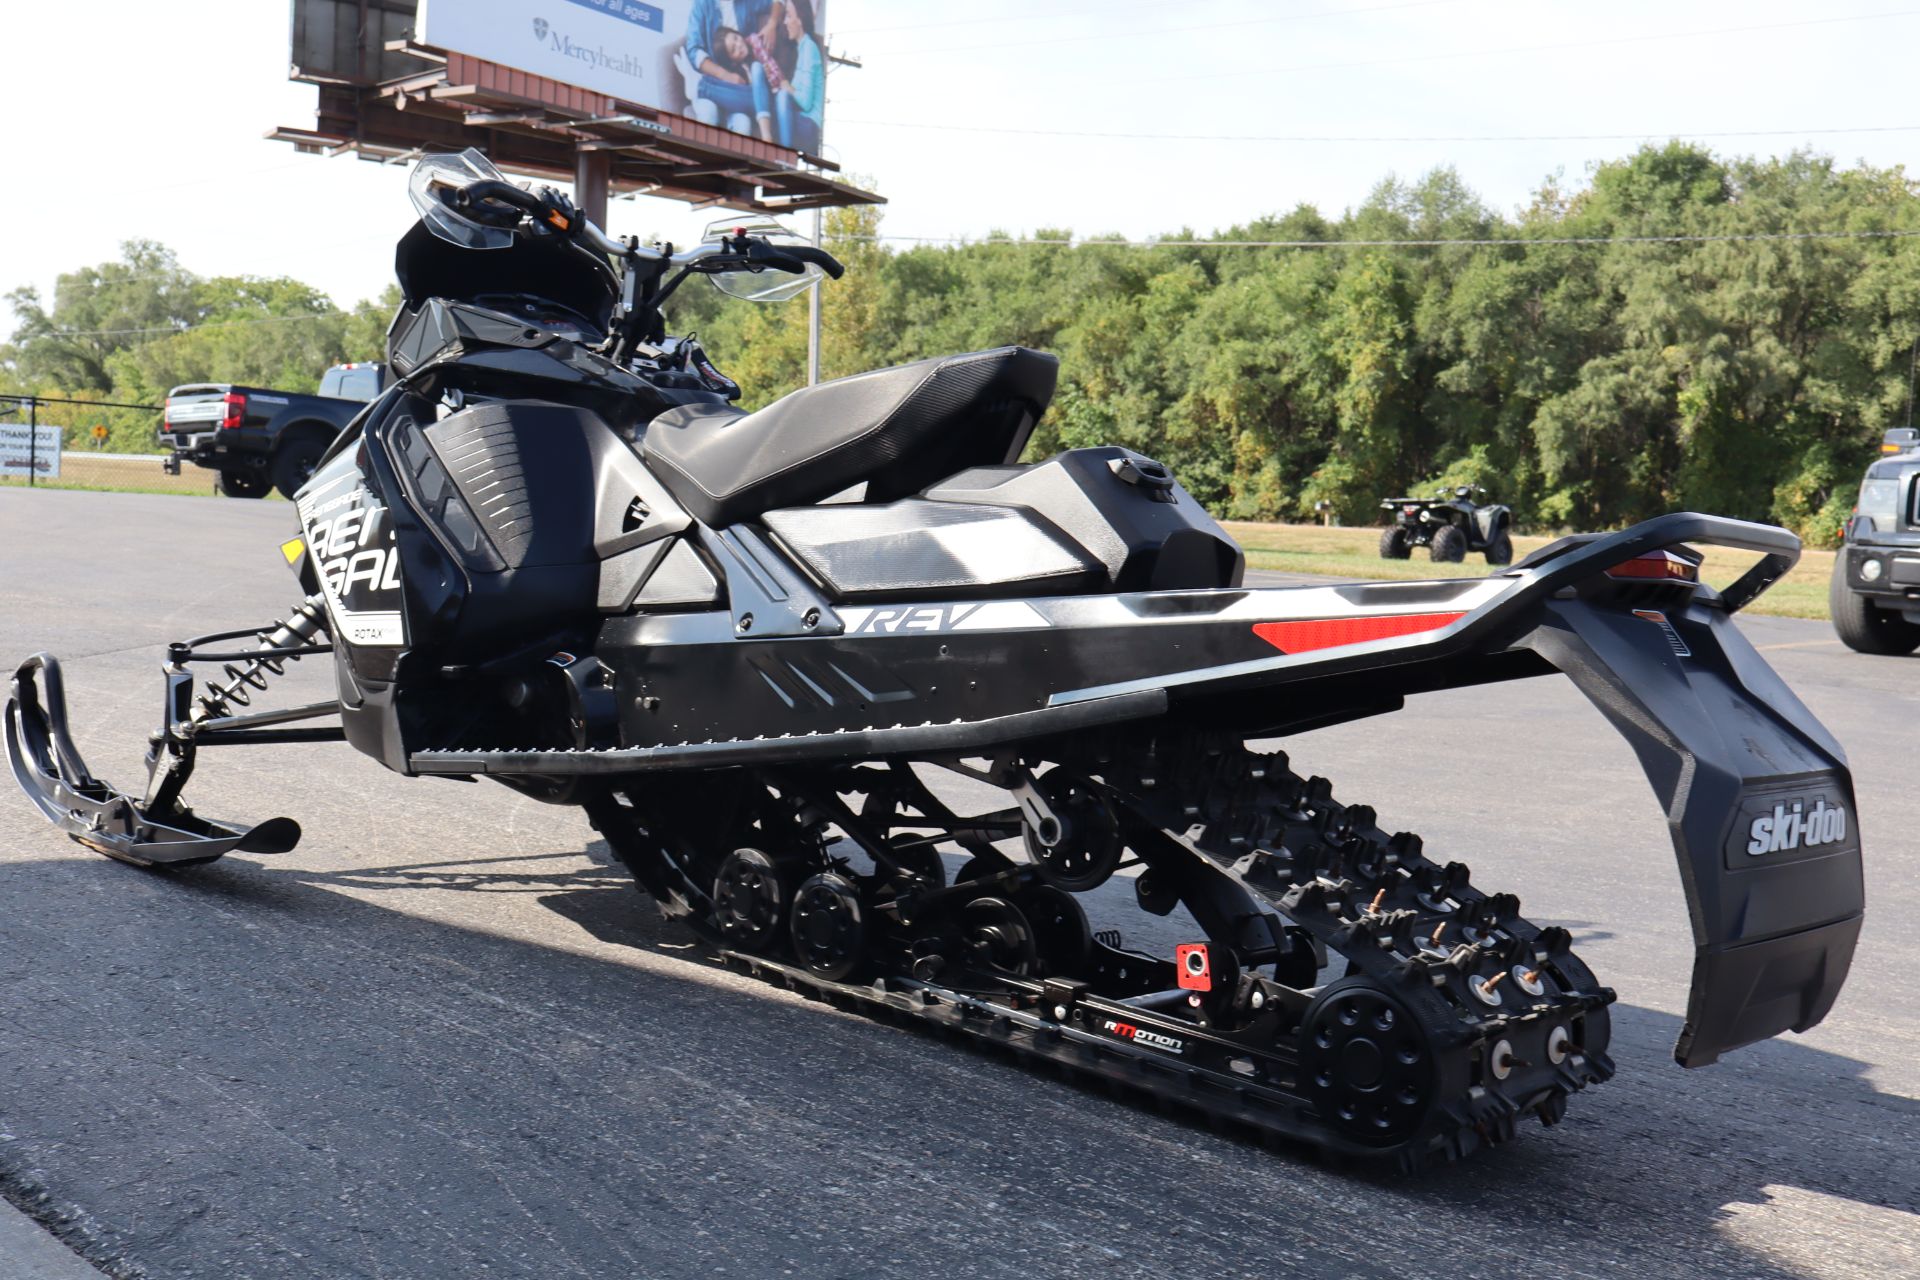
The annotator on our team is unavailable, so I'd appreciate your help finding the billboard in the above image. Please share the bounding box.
[0,423,63,479]
[415,0,828,151]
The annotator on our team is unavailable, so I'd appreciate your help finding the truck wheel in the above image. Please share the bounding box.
[272,433,330,500]
[1429,524,1467,563]
[1380,526,1412,559]
[218,469,269,499]
[1829,558,1920,654]
[1484,532,1514,565]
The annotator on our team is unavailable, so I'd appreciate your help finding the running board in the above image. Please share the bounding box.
[408,690,1167,775]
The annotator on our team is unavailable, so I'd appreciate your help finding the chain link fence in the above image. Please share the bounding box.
[1,393,229,496]
[0,450,221,496]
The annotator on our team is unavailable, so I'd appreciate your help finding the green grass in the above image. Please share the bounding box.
[1224,522,1833,621]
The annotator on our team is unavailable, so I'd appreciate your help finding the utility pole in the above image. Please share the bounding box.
[808,205,823,385]
[808,48,862,386]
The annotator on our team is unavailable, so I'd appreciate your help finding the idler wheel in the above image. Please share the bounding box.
[1299,977,1436,1147]
[1020,884,1094,975]
[1022,771,1124,892]
[712,848,791,954]
[790,872,868,981]
[884,837,946,890]
[958,895,1038,976]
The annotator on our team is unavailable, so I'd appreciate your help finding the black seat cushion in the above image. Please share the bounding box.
[641,346,1058,527]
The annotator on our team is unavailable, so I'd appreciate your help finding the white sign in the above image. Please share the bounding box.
[415,0,829,147]
[0,423,61,479]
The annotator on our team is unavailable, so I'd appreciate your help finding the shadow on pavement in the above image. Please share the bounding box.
[0,844,1912,1280]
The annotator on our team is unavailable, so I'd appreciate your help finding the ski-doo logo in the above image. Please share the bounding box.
[1101,1019,1185,1056]
[1724,777,1857,870]
[1747,799,1848,856]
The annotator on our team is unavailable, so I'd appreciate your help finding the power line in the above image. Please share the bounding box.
[849,229,1920,249]
[1140,7,1920,84]
[862,0,1468,56]
[832,120,1920,145]
[833,0,1168,37]
[42,312,353,340]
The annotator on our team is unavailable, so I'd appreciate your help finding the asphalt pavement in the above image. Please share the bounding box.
[0,488,1915,1280]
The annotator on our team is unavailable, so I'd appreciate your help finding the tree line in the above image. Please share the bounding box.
[7,143,1914,544]
[0,242,393,453]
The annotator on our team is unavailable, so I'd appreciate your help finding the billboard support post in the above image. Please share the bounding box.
[574,148,611,231]
[27,398,35,489]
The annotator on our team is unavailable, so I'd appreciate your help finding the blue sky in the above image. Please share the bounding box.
[5,0,1920,314]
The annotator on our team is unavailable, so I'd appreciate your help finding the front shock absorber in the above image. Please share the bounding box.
[184,594,331,721]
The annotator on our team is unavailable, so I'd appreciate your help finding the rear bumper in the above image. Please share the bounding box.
[161,429,266,469]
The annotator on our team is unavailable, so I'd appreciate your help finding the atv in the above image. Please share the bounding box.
[1830,427,1920,654]
[1380,486,1514,564]
[5,151,1864,1172]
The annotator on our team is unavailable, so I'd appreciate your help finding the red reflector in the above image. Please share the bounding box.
[1252,611,1466,655]
[1175,943,1212,992]
[1606,550,1698,582]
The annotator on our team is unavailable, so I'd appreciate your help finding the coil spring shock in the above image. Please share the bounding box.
[194,594,331,720]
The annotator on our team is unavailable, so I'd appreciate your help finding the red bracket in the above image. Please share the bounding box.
[1175,942,1212,992]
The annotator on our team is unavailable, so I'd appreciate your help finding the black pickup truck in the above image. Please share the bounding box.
[159,362,385,498]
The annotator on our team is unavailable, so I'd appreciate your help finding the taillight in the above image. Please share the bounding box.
[221,392,246,430]
[1606,550,1699,583]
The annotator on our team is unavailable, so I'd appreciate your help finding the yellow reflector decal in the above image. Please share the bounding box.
[281,537,305,565]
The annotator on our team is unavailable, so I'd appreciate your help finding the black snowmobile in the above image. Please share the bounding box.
[6,152,1865,1170]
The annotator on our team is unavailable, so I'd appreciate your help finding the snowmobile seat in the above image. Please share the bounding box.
[641,346,1058,527]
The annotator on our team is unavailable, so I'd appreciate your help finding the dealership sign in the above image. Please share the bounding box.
[0,423,61,479]
[415,0,824,138]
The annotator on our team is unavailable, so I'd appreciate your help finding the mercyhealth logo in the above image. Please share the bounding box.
[532,20,649,85]
[1747,798,1848,856]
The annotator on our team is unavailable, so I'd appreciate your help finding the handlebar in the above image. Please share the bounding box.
[446,177,846,278]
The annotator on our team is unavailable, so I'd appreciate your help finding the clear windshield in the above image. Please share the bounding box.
[702,216,825,302]
[410,149,516,251]
[1859,473,1906,532]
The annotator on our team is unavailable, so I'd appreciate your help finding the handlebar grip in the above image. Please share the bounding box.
[458,180,545,213]
[787,245,846,279]
[743,239,846,278]
[450,180,550,229]
[748,243,808,273]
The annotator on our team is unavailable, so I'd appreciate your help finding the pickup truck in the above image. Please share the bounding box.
[1831,426,1920,653]
[159,362,386,498]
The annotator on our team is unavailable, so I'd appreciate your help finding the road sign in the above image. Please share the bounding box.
[92,424,108,441]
